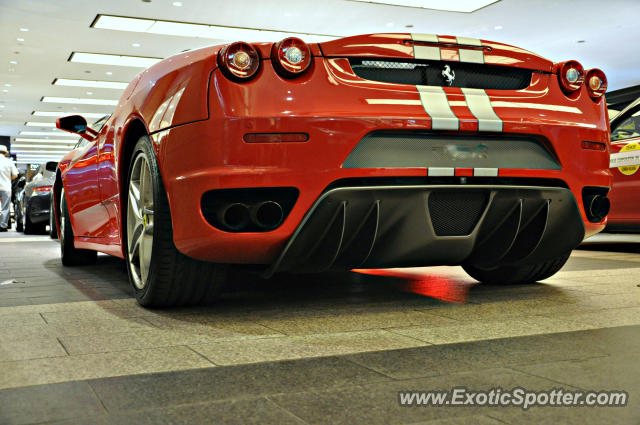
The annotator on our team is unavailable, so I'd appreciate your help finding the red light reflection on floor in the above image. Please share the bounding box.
[352,268,470,303]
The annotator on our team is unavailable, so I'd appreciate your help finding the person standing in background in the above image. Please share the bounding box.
[0,145,18,232]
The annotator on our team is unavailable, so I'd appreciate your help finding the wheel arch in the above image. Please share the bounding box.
[117,116,151,252]
[52,169,64,238]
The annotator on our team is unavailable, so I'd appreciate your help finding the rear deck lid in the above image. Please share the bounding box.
[319,33,553,73]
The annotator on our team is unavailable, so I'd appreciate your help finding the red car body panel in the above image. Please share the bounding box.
[54,33,611,265]
[608,136,640,226]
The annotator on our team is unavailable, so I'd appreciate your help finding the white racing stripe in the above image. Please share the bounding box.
[411,34,484,64]
[459,49,484,64]
[411,33,440,61]
[414,45,440,60]
[462,88,503,132]
[474,168,499,177]
[417,85,459,131]
[455,36,482,46]
[428,167,455,176]
[411,33,439,42]
[456,36,484,64]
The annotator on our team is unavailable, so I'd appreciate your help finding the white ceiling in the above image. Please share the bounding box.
[1,0,639,163]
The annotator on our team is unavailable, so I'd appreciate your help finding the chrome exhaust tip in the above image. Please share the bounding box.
[587,195,610,222]
[218,203,250,231]
[251,201,284,230]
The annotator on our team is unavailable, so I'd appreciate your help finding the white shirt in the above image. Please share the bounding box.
[0,155,18,193]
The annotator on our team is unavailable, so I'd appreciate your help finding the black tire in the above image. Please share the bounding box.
[23,205,35,235]
[125,136,226,308]
[60,190,97,266]
[49,196,58,239]
[463,251,572,285]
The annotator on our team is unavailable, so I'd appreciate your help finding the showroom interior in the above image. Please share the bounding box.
[0,0,639,423]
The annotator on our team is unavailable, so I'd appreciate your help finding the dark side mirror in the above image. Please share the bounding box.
[45,161,58,172]
[56,115,88,134]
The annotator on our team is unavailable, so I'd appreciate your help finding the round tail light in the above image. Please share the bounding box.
[218,42,260,81]
[271,37,311,77]
[557,60,584,93]
[585,68,607,100]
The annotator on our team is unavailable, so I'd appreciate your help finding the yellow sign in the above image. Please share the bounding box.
[618,142,640,175]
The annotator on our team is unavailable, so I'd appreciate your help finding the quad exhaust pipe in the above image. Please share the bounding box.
[251,201,284,230]
[217,203,250,231]
[585,194,610,223]
[218,201,284,231]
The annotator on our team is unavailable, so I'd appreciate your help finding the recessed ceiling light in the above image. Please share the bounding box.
[348,0,498,13]
[386,22,395,27]
[4,84,11,87]
[19,28,29,32]
[53,78,128,89]
[16,38,24,42]
[25,122,56,127]
[32,111,107,118]
[41,96,118,106]
[11,146,73,154]
[494,25,503,30]
[105,71,113,75]
[16,138,80,143]
[9,61,17,65]
[131,42,141,47]
[1,90,8,93]
[19,131,79,137]
[91,14,339,43]
[0,105,5,108]
[69,52,161,68]
[172,1,183,6]
[86,91,93,95]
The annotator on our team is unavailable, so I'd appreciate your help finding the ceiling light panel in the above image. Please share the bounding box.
[15,138,78,143]
[32,111,107,118]
[26,122,56,127]
[69,52,161,68]
[19,131,79,137]
[41,96,118,106]
[92,15,339,43]
[53,78,128,89]
[347,0,499,13]
[12,149,71,154]
[13,144,74,149]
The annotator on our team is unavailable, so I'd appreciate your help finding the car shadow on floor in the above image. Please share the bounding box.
[43,256,569,325]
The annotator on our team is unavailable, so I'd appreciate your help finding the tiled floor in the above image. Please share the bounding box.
[0,229,639,424]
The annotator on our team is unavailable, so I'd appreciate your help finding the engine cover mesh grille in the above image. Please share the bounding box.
[428,191,489,236]
[350,58,533,90]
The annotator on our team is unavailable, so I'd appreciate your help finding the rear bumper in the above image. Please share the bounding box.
[266,185,584,276]
[27,194,51,224]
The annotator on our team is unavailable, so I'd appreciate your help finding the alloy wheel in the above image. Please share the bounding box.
[127,153,155,289]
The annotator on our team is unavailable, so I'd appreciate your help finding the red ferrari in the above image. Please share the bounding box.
[53,33,612,307]
[608,97,640,231]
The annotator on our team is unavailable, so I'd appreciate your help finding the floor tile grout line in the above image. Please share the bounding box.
[186,345,220,366]
[342,356,405,381]
[485,413,514,424]
[56,337,71,356]
[263,395,313,425]
[87,381,111,414]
